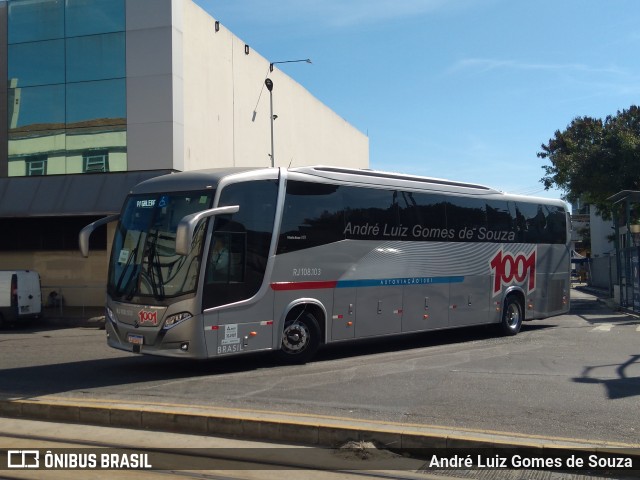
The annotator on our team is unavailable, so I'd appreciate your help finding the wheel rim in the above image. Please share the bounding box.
[282,321,310,354]
[506,303,521,329]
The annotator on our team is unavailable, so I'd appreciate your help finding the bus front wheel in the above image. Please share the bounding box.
[277,311,320,364]
[499,296,523,336]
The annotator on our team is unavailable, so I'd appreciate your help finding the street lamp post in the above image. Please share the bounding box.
[262,59,311,168]
[270,58,311,72]
[264,78,275,167]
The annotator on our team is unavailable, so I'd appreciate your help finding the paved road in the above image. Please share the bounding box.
[1,288,639,445]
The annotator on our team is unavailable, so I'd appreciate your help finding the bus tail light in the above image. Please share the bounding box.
[163,312,193,330]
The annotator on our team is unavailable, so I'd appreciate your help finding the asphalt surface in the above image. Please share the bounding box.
[0,284,640,472]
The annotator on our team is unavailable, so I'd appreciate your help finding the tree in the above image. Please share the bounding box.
[538,105,640,218]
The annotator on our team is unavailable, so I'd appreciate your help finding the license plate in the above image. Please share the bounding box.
[128,334,144,345]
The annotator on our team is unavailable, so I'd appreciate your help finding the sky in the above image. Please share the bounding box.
[197,0,640,202]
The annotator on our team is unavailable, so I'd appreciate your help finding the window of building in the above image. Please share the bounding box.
[8,0,64,44]
[66,79,126,125]
[83,150,109,173]
[8,84,65,131]
[65,0,125,38]
[7,0,127,177]
[8,39,65,87]
[26,155,48,176]
[66,33,126,82]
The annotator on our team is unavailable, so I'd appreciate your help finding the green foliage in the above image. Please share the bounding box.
[538,105,640,218]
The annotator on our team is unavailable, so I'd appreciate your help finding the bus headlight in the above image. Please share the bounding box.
[106,307,117,326]
[163,312,193,330]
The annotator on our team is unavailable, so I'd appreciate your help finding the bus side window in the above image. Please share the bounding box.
[277,181,344,254]
[207,232,246,284]
[202,180,277,309]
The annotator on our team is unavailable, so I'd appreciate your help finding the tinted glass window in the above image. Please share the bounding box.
[401,192,451,241]
[516,203,549,243]
[486,201,513,230]
[8,0,64,44]
[344,187,400,240]
[8,130,65,176]
[483,200,517,242]
[204,180,279,309]
[65,0,125,37]
[277,181,344,254]
[276,181,566,248]
[66,33,126,82]
[10,84,65,129]
[446,196,487,239]
[65,126,127,173]
[7,0,127,177]
[66,79,126,124]
[545,206,567,244]
[515,202,566,244]
[9,40,65,87]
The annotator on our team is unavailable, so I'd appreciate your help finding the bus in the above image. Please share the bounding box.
[80,166,570,363]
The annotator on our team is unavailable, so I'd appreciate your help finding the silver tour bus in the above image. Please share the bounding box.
[80,166,570,363]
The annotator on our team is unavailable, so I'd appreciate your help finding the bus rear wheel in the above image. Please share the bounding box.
[277,311,320,364]
[499,296,523,336]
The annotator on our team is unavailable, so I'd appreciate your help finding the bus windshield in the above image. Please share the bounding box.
[107,191,214,303]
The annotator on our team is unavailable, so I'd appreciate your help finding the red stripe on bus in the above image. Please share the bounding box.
[270,281,338,291]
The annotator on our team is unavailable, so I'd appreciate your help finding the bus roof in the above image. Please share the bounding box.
[127,166,566,208]
[129,168,264,194]
[291,165,499,194]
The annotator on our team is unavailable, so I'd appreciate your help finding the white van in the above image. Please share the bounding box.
[0,270,42,327]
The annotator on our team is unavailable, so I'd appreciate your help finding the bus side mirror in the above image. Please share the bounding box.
[175,205,240,256]
[79,214,120,258]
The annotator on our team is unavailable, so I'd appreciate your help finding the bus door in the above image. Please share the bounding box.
[448,276,491,327]
[402,283,449,333]
[201,179,279,356]
[355,284,403,338]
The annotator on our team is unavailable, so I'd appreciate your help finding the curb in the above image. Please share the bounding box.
[1,397,638,458]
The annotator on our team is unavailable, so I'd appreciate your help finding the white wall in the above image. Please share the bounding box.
[125,0,368,172]
[590,208,614,257]
[181,0,369,171]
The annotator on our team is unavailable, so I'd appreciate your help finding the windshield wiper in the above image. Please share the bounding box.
[115,246,139,297]
[144,230,166,300]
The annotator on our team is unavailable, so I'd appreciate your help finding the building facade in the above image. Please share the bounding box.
[0,0,369,306]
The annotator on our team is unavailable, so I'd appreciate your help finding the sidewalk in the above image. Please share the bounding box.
[41,306,105,328]
[573,284,619,311]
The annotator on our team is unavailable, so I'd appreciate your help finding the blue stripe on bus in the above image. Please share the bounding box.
[336,276,464,288]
